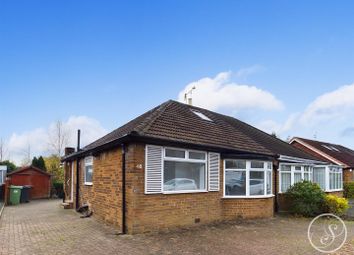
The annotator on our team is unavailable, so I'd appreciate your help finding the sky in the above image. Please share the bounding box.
[1,0,354,164]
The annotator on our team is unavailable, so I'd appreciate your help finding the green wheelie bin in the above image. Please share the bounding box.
[9,186,23,205]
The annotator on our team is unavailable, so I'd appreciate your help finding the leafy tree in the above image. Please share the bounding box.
[0,160,17,173]
[32,156,47,171]
[32,157,38,167]
[44,155,63,182]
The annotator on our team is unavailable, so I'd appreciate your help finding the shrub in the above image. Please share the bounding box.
[344,182,354,198]
[324,195,349,216]
[52,181,64,199]
[286,181,325,217]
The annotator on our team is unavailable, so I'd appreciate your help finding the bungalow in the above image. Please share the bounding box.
[290,137,354,183]
[62,100,342,234]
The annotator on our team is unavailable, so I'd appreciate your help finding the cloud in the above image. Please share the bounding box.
[255,83,354,149]
[235,65,265,79]
[257,113,299,135]
[178,71,283,112]
[300,84,354,125]
[341,126,354,137]
[6,116,106,165]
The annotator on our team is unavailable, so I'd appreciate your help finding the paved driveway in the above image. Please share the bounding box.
[1,200,354,255]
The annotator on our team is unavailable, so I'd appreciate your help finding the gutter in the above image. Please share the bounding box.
[277,154,328,165]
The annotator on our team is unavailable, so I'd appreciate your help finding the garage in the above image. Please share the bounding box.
[8,166,51,199]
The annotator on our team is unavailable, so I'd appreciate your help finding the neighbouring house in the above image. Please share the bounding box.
[62,100,342,234]
[290,137,354,183]
[0,165,6,185]
[0,165,7,205]
[7,166,51,199]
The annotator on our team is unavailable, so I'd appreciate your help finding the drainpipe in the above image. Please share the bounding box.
[274,160,278,213]
[121,143,127,234]
[75,130,81,211]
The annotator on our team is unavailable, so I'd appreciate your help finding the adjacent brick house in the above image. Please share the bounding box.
[290,137,354,183]
[62,100,342,234]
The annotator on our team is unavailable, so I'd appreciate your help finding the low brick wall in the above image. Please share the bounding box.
[277,193,291,212]
[222,197,274,220]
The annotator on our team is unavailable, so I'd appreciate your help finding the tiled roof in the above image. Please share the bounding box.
[291,137,354,168]
[7,165,52,176]
[75,100,319,160]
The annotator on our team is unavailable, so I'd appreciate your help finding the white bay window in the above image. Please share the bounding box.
[224,159,273,198]
[279,164,343,193]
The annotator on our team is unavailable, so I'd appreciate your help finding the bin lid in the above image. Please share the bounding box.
[23,185,32,188]
[10,185,23,189]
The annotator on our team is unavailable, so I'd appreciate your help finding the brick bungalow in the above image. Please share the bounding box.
[62,100,342,234]
[290,137,354,183]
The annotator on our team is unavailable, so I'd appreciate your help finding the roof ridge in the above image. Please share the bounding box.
[135,100,173,135]
[294,137,343,147]
[170,100,307,157]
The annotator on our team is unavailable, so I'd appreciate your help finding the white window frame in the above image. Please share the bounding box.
[0,170,5,184]
[279,163,343,193]
[84,156,93,186]
[328,165,343,192]
[162,147,208,194]
[223,159,273,198]
[279,163,314,193]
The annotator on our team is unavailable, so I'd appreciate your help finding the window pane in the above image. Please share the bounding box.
[85,156,93,165]
[281,172,291,192]
[85,165,93,183]
[281,165,291,171]
[295,166,301,171]
[251,161,264,169]
[0,172,2,184]
[225,171,246,196]
[267,171,272,194]
[304,172,310,181]
[330,173,334,189]
[165,149,185,158]
[250,171,264,195]
[189,151,206,160]
[163,161,205,191]
[267,162,272,169]
[313,167,326,190]
[225,160,246,169]
[294,172,302,184]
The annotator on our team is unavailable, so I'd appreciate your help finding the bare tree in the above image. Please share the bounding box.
[48,120,70,157]
[0,138,8,162]
[21,143,32,166]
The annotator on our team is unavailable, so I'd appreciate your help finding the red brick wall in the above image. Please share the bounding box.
[222,198,274,219]
[65,143,276,234]
[72,148,123,229]
[343,169,353,183]
[125,143,274,234]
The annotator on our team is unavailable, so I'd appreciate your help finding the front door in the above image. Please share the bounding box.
[65,162,74,202]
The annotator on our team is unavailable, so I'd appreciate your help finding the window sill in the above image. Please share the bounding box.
[84,182,93,186]
[163,190,208,195]
[222,194,275,199]
[326,189,343,192]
